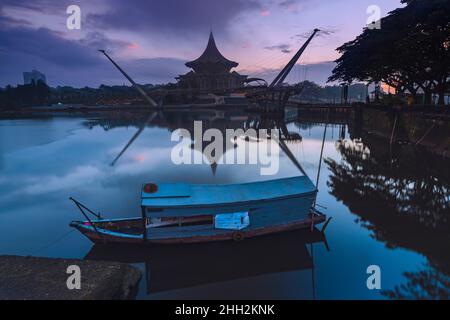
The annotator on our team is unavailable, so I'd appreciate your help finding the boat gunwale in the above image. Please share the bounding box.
[141,176,318,208]
[70,211,326,244]
[141,176,313,195]
[142,189,318,209]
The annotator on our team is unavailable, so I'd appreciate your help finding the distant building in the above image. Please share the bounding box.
[23,69,47,85]
[177,32,247,92]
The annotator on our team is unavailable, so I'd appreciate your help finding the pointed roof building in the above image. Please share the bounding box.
[177,32,247,92]
[186,32,238,73]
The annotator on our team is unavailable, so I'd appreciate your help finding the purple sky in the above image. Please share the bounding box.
[0,0,404,87]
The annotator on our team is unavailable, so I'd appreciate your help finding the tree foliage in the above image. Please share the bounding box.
[0,80,50,108]
[294,80,367,103]
[329,0,450,104]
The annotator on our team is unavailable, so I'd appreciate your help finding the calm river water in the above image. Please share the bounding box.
[0,109,448,299]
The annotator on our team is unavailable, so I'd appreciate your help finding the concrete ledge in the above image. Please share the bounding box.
[0,255,142,300]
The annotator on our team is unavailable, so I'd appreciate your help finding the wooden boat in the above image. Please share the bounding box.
[70,176,327,245]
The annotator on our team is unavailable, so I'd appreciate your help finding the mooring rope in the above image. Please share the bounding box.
[31,228,76,256]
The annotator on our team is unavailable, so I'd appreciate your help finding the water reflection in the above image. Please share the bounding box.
[85,228,328,299]
[326,132,450,299]
[0,108,448,299]
[383,263,450,300]
[83,108,305,177]
[83,109,303,145]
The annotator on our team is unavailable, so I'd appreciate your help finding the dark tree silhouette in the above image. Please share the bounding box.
[329,0,450,105]
[383,264,450,300]
[0,80,50,108]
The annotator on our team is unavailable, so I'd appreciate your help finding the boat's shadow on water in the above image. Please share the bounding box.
[84,228,328,297]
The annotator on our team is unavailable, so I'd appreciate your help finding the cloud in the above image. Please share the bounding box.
[0,0,71,14]
[120,58,188,82]
[87,0,261,36]
[0,8,32,27]
[0,0,262,86]
[264,44,292,53]
[0,21,118,86]
[17,146,171,195]
[22,165,102,195]
[260,9,271,16]
[246,61,336,85]
[79,32,130,52]
[0,48,188,87]
[279,0,300,12]
[0,0,338,87]
[0,11,188,87]
[0,21,107,68]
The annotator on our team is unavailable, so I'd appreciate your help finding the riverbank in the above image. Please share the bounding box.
[0,255,141,300]
[359,108,450,158]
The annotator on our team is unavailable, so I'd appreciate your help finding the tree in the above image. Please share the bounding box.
[0,81,50,108]
[36,80,50,104]
[329,0,450,105]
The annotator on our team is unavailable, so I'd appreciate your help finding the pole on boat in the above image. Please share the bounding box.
[145,260,151,294]
[315,123,328,189]
[69,197,104,239]
[310,243,317,300]
[69,197,103,220]
[309,121,328,231]
[321,216,332,234]
[98,50,158,108]
[141,206,148,242]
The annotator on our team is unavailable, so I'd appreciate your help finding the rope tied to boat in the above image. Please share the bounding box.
[31,228,76,256]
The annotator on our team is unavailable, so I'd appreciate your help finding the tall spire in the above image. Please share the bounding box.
[206,31,218,54]
[186,31,238,73]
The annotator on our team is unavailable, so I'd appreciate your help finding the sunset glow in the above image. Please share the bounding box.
[0,0,404,87]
